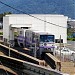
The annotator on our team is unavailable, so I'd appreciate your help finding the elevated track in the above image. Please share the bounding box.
[44,53,61,71]
[0,43,65,75]
[0,43,44,66]
[0,65,18,75]
[0,55,63,75]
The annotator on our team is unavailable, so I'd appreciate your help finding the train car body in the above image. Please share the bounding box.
[17,29,27,47]
[18,29,55,56]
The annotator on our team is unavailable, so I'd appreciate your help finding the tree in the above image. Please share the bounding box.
[0,12,12,22]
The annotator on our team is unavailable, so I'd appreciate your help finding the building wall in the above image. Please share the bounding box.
[3,14,68,43]
[45,16,67,43]
[3,16,10,43]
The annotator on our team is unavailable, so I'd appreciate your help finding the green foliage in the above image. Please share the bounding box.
[0,32,18,36]
[67,28,75,41]
[67,38,75,41]
[0,32,3,35]
[3,12,12,16]
[67,28,72,36]
[14,32,18,36]
[73,38,75,41]
[0,12,12,21]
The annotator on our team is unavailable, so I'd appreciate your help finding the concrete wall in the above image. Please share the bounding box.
[3,16,9,43]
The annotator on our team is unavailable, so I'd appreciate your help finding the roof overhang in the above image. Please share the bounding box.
[10,24,32,28]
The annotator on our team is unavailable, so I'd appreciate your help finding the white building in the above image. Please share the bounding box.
[3,14,68,44]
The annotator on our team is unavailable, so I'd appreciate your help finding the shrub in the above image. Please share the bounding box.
[0,32,3,35]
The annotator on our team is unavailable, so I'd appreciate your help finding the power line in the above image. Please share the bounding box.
[0,1,67,28]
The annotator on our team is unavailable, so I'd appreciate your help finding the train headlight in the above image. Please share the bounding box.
[52,45,53,46]
[44,43,47,46]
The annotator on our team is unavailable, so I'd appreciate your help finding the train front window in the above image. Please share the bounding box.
[40,35,54,42]
[47,35,54,42]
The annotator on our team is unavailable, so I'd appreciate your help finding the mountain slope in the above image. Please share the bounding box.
[0,0,75,19]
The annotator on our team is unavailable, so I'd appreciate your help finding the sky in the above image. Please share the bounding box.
[0,0,75,19]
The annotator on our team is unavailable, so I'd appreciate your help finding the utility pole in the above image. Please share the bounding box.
[34,42,37,58]
[9,42,10,57]
[34,34,37,58]
[73,26,75,67]
[9,26,11,57]
[60,35,61,61]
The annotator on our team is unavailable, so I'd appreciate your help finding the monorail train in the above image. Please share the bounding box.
[17,29,55,56]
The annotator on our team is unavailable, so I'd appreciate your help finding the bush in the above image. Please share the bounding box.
[0,32,3,35]
[67,38,75,41]
[14,32,18,36]
[73,38,75,41]
[67,38,73,41]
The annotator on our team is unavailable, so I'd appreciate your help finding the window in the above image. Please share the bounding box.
[62,49,69,52]
[40,35,54,42]
[20,31,22,35]
[55,39,63,43]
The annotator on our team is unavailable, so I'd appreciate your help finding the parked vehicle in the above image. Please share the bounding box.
[55,47,75,56]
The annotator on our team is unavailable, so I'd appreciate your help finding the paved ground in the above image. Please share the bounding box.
[67,41,75,50]
[56,56,75,75]
[61,62,75,75]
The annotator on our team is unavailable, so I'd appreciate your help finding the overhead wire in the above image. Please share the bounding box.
[0,0,67,28]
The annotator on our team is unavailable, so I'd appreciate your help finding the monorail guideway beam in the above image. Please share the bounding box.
[23,61,63,75]
[0,55,63,75]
